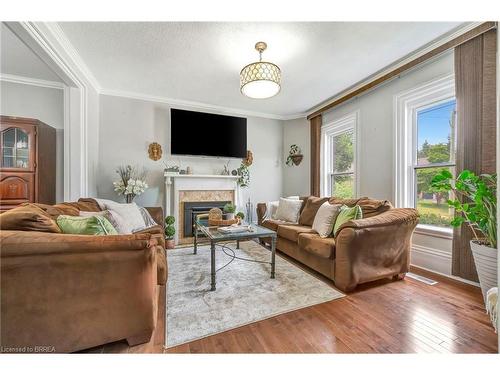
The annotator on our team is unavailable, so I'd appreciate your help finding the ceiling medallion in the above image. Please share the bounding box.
[240,41,281,99]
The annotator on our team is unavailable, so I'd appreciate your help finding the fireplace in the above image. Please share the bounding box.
[183,201,231,238]
[165,173,239,243]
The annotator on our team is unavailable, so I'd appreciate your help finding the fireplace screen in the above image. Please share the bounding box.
[183,201,231,237]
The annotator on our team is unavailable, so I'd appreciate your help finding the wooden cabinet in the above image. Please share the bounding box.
[0,116,56,211]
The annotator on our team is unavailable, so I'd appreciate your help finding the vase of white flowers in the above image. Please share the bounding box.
[113,165,148,203]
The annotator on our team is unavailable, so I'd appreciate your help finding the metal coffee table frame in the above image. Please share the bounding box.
[193,217,277,291]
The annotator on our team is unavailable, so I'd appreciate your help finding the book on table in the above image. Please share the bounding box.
[217,225,251,234]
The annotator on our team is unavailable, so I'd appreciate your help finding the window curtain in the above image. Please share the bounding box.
[310,115,322,196]
[452,29,497,281]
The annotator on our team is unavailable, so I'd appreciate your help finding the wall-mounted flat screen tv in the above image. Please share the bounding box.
[170,109,247,158]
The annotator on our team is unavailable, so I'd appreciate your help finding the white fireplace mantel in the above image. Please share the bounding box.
[164,172,240,243]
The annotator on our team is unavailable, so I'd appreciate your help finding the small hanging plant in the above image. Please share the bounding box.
[286,144,303,166]
[237,162,250,187]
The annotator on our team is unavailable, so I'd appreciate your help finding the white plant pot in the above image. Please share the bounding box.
[470,240,498,304]
[225,213,235,220]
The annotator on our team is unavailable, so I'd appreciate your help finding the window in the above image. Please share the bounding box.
[414,100,456,228]
[395,74,455,234]
[321,112,358,198]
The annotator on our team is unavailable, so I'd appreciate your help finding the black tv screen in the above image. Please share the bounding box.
[170,109,247,158]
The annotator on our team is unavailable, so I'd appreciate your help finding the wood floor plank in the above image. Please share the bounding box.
[87,265,497,354]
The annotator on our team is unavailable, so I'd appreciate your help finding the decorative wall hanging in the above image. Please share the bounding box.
[148,142,162,161]
[243,150,254,166]
[286,144,303,166]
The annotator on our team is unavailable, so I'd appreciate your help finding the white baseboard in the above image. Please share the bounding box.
[411,244,451,276]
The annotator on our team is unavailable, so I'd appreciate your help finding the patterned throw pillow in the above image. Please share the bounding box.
[333,205,363,236]
[139,207,158,227]
[80,210,120,232]
[56,215,118,235]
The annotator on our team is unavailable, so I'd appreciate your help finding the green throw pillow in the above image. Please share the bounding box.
[333,205,363,236]
[56,215,118,235]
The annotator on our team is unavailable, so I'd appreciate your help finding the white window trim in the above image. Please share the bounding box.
[320,111,360,197]
[394,74,455,237]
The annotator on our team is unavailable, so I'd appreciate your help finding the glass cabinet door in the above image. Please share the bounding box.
[1,127,31,169]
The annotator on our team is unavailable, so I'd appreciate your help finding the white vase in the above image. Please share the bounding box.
[470,240,498,304]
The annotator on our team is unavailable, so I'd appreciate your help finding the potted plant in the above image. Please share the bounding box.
[286,144,303,166]
[236,211,245,223]
[223,203,236,220]
[237,162,250,187]
[165,216,176,249]
[431,169,497,302]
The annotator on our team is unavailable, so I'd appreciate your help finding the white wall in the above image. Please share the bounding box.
[282,117,310,196]
[283,51,456,276]
[86,86,100,198]
[97,94,284,213]
[323,52,454,200]
[0,81,64,202]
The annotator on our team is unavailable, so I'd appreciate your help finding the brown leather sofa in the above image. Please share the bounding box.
[257,196,418,292]
[0,198,167,353]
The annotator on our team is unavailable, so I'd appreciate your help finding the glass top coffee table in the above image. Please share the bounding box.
[194,217,277,291]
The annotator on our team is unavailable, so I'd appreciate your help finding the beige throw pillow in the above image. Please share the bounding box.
[312,202,342,238]
[274,198,303,223]
[94,199,146,233]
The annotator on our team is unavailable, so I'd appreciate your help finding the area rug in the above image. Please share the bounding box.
[166,240,344,347]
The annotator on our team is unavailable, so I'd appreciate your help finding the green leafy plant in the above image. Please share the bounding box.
[237,162,250,187]
[430,169,497,248]
[236,211,245,220]
[223,203,236,214]
[165,216,176,239]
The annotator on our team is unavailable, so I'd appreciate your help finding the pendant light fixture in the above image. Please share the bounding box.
[240,41,281,99]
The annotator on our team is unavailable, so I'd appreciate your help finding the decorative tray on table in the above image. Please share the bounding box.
[199,208,240,227]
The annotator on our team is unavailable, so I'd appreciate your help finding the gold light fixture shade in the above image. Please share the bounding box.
[240,42,281,99]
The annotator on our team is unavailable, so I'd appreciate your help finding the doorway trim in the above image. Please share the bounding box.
[4,21,99,200]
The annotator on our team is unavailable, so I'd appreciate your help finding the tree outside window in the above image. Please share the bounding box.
[331,130,354,198]
[322,112,358,199]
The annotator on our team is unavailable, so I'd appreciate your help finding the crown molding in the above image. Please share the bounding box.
[0,73,64,90]
[306,22,486,118]
[40,22,101,92]
[100,88,306,121]
[33,23,306,121]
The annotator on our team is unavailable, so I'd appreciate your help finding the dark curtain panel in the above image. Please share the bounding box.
[453,29,497,281]
[310,115,322,197]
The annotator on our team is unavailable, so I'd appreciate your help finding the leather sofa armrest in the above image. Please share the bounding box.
[0,231,158,258]
[257,203,267,225]
[145,207,164,229]
[333,208,419,292]
[335,208,419,236]
[1,231,159,352]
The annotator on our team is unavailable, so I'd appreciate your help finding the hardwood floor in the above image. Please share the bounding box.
[86,256,498,354]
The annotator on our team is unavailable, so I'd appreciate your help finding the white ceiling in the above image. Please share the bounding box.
[35,22,467,117]
[1,23,63,82]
